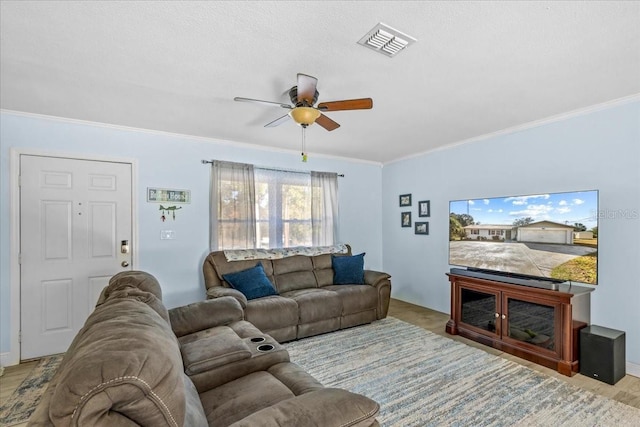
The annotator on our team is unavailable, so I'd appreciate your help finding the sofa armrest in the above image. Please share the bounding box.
[364,270,392,320]
[229,388,379,427]
[364,270,390,288]
[169,296,244,338]
[206,286,248,308]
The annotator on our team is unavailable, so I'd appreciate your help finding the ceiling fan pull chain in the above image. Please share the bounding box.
[301,126,308,162]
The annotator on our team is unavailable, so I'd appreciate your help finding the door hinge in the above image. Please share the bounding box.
[18,253,22,265]
[18,331,22,343]
[18,175,22,187]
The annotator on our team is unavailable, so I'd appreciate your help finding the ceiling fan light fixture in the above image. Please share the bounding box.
[289,107,320,126]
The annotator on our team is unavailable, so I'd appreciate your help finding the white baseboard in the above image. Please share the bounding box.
[627,362,640,378]
[0,352,13,369]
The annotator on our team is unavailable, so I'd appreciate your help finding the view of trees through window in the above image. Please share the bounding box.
[255,170,312,248]
[217,180,254,250]
[217,168,314,249]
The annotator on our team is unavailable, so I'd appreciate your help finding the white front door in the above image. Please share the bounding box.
[20,155,133,360]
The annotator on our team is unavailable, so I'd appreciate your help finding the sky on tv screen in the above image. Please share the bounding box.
[450,190,598,230]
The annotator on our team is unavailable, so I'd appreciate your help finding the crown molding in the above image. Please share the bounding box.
[0,109,383,168]
[383,94,640,166]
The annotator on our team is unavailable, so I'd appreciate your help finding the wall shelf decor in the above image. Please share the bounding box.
[147,188,191,203]
[159,205,182,221]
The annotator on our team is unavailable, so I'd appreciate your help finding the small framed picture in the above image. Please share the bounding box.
[415,221,429,235]
[401,212,412,227]
[418,200,430,217]
[399,194,412,207]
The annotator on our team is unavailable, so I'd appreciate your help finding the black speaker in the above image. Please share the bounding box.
[580,325,625,385]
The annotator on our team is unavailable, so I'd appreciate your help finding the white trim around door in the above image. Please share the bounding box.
[4,148,138,366]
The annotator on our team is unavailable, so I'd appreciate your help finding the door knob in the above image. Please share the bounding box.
[121,261,129,268]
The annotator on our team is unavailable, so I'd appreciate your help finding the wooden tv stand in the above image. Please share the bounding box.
[445,269,593,376]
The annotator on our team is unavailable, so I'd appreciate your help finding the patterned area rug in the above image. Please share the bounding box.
[285,317,640,427]
[0,354,63,426]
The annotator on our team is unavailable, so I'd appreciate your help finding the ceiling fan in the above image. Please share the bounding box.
[234,73,373,131]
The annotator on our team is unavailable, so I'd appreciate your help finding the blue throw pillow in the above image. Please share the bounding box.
[222,263,278,300]
[332,253,365,285]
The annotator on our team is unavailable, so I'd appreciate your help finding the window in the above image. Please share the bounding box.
[255,168,312,248]
[210,161,338,250]
[211,161,256,250]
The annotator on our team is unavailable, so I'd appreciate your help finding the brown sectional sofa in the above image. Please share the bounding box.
[203,246,392,342]
[30,271,380,427]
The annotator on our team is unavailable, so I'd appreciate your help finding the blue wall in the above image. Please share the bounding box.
[0,112,383,358]
[382,99,640,368]
[3,100,639,371]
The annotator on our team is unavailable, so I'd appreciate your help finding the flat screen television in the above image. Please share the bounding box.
[449,190,598,285]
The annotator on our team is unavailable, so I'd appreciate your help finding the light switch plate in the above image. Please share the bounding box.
[160,230,175,240]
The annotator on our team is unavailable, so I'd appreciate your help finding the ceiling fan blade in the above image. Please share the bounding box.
[297,73,318,105]
[234,97,292,109]
[315,114,340,131]
[317,98,373,111]
[265,114,292,128]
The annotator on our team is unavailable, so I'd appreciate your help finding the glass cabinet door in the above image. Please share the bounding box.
[503,295,559,355]
[460,287,499,335]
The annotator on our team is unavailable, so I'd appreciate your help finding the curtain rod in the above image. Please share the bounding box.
[201,160,344,177]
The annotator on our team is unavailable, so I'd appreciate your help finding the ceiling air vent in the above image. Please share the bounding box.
[357,23,416,58]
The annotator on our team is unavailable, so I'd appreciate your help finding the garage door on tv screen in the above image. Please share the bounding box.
[449,190,598,285]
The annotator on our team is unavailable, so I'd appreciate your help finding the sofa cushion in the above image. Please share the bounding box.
[200,370,297,426]
[223,263,278,300]
[180,328,252,375]
[101,270,164,300]
[274,270,318,293]
[311,253,335,287]
[170,297,244,339]
[230,388,380,427]
[322,284,378,315]
[332,253,365,285]
[272,256,318,292]
[245,296,299,332]
[280,288,342,323]
[96,270,170,322]
[48,297,186,426]
[183,374,208,426]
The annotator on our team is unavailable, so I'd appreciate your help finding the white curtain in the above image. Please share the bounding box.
[311,171,339,246]
[210,161,256,250]
[210,162,339,250]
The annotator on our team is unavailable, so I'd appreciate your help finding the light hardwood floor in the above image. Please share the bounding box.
[1,298,639,426]
[0,359,39,427]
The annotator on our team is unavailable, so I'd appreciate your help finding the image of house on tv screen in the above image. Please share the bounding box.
[449,190,598,285]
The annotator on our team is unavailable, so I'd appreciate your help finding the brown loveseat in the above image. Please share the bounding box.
[203,245,392,342]
[29,271,380,426]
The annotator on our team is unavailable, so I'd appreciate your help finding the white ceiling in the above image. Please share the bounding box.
[1,1,639,164]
